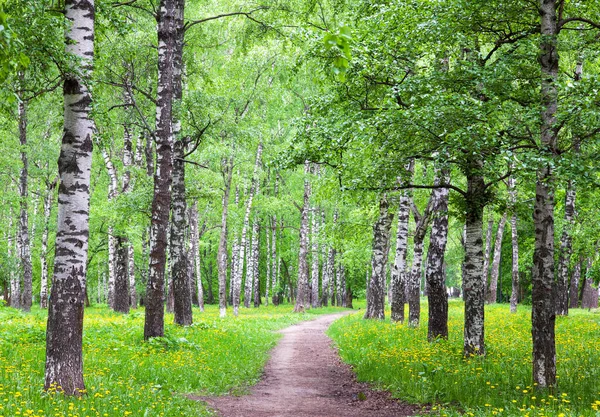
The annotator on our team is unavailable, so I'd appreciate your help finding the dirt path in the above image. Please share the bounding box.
[199,311,420,417]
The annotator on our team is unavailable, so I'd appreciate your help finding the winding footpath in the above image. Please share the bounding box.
[200,311,419,417]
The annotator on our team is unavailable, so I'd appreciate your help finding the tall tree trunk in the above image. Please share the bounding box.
[18,97,32,312]
[102,149,118,309]
[408,189,435,327]
[463,161,486,356]
[364,195,394,319]
[581,258,598,309]
[569,260,581,309]
[265,216,272,306]
[294,162,311,312]
[8,214,20,309]
[391,191,411,322]
[233,143,262,315]
[311,208,320,308]
[509,176,520,313]
[482,218,493,296]
[170,140,192,325]
[217,157,233,317]
[113,236,130,313]
[555,181,576,315]
[40,179,57,309]
[128,245,137,308]
[44,0,95,395]
[190,202,204,311]
[144,0,179,339]
[244,224,255,308]
[532,0,558,389]
[252,219,260,307]
[122,124,136,310]
[487,213,507,304]
[426,169,450,340]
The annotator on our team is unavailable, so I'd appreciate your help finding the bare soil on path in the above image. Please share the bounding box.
[198,311,421,417]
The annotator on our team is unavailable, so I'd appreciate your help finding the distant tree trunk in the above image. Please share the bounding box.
[128,245,136,308]
[364,195,394,319]
[569,260,581,309]
[487,213,507,304]
[113,237,130,314]
[270,215,278,305]
[218,157,233,317]
[40,179,56,309]
[581,258,598,309]
[311,208,320,308]
[252,220,261,307]
[532,0,558,389]
[265,218,271,306]
[234,143,262,316]
[190,202,203,311]
[463,160,486,356]
[508,176,519,313]
[391,190,411,322]
[144,0,179,340]
[244,223,255,309]
[339,263,347,307]
[482,218,493,296]
[8,214,20,308]
[294,163,312,312]
[17,97,32,312]
[122,125,136,310]
[45,0,95,395]
[426,169,450,340]
[555,181,576,315]
[101,149,119,309]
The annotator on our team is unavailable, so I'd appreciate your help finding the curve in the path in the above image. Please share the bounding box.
[197,312,420,417]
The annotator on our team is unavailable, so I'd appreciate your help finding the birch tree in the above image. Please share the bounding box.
[44,0,95,395]
[364,195,393,319]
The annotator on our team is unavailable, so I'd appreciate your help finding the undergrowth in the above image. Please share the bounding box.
[0,303,346,417]
[328,300,600,417]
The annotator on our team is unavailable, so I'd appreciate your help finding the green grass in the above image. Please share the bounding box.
[328,299,600,417]
[0,303,347,417]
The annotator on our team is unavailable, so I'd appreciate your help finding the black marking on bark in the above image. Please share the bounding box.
[64,78,80,95]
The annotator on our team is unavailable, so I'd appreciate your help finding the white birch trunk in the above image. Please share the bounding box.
[364,195,393,319]
[45,0,95,395]
[294,162,311,312]
[40,180,56,309]
[487,213,507,304]
[233,143,263,316]
[311,208,320,308]
[508,176,520,313]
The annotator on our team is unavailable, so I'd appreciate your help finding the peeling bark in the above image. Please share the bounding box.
[364,196,394,320]
[45,0,95,395]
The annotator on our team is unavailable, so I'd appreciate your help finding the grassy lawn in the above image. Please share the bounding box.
[0,303,347,417]
[328,299,600,417]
